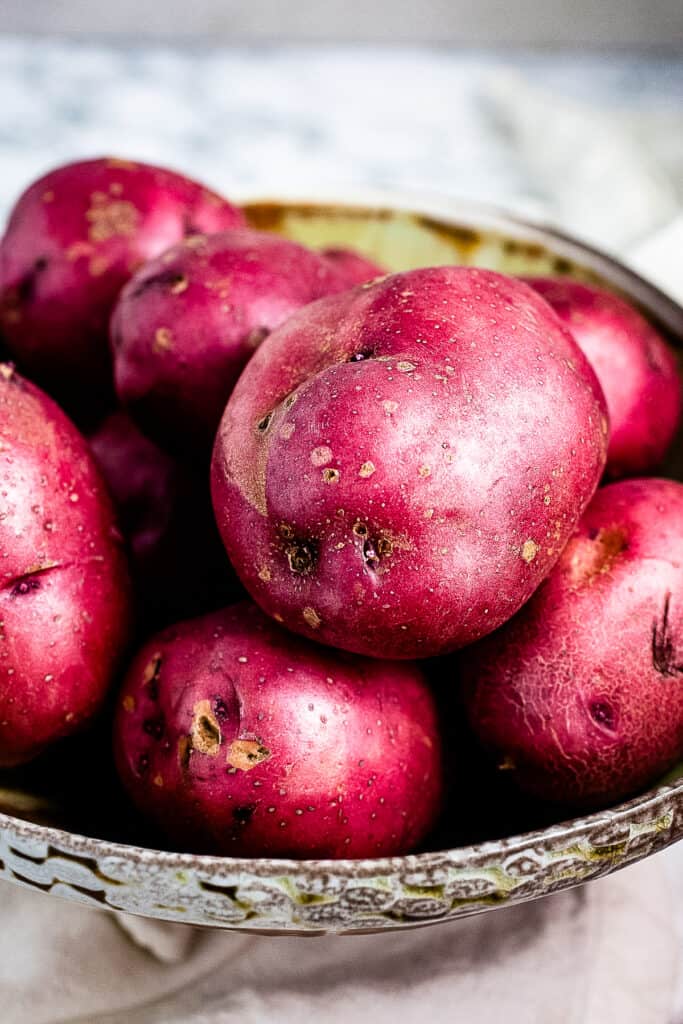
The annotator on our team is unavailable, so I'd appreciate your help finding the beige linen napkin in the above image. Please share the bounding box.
[0,850,676,1024]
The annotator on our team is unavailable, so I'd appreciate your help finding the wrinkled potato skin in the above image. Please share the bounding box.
[211,267,608,659]
[0,158,244,420]
[0,367,131,765]
[112,230,349,455]
[462,478,683,807]
[527,278,682,478]
[114,601,442,858]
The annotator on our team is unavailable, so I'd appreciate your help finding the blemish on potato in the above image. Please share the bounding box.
[286,540,317,574]
[359,461,376,478]
[178,735,192,770]
[191,700,222,756]
[382,400,398,415]
[311,445,333,467]
[153,774,164,788]
[258,565,272,582]
[303,606,321,629]
[418,464,431,478]
[143,652,163,689]
[153,327,174,353]
[65,241,93,262]
[42,190,55,203]
[396,361,416,373]
[568,526,628,585]
[279,421,295,440]
[170,274,189,295]
[106,157,138,170]
[226,738,271,771]
[256,412,273,434]
[86,193,140,242]
[322,467,340,484]
[521,539,538,563]
[122,695,135,713]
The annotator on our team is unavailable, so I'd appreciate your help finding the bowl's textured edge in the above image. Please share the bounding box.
[0,778,681,933]
[0,193,681,935]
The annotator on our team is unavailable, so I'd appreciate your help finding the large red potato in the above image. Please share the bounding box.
[112,230,349,455]
[0,365,131,766]
[462,477,683,807]
[113,601,442,857]
[527,278,681,478]
[0,158,244,420]
[211,267,609,659]
[89,411,239,628]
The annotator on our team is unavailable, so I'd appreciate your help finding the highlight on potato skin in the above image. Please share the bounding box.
[211,266,609,660]
[113,600,443,858]
[527,277,682,478]
[461,477,683,808]
[0,364,131,766]
[0,157,244,422]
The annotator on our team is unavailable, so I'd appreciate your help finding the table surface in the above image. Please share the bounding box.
[1,38,682,234]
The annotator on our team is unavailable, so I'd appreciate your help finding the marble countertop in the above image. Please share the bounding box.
[1,37,682,249]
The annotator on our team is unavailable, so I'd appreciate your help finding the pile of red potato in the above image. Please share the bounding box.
[0,157,681,859]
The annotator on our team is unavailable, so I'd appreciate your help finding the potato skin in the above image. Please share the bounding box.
[0,158,244,421]
[112,229,349,455]
[113,601,442,858]
[462,478,683,807]
[320,246,386,286]
[89,411,239,629]
[526,278,682,478]
[0,366,131,765]
[211,267,608,659]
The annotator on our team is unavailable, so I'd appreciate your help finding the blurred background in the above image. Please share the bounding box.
[1,1,682,268]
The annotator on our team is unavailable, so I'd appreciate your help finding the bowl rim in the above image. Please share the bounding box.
[3,190,682,876]
[1,773,681,875]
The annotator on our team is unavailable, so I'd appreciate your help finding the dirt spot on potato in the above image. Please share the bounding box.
[521,539,538,563]
[652,593,683,677]
[86,192,140,242]
[322,468,340,484]
[226,738,271,771]
[122,695,135,713]
[191,700,222,756]
[153,327,174,353]
[359,461,376,478]
[303,606,321,629]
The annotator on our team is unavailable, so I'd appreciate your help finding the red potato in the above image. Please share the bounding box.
[0,365,131,766]
[462,477,683,807]
[211,267,608,659]
[526,278,682,478]
[320,246,386,286]
[112,229,350,455]
[113,601,442,858]
[89,411,239,628]
[0,158,244,422]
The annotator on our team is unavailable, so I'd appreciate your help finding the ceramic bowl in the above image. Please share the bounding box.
[0,193,681,935]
